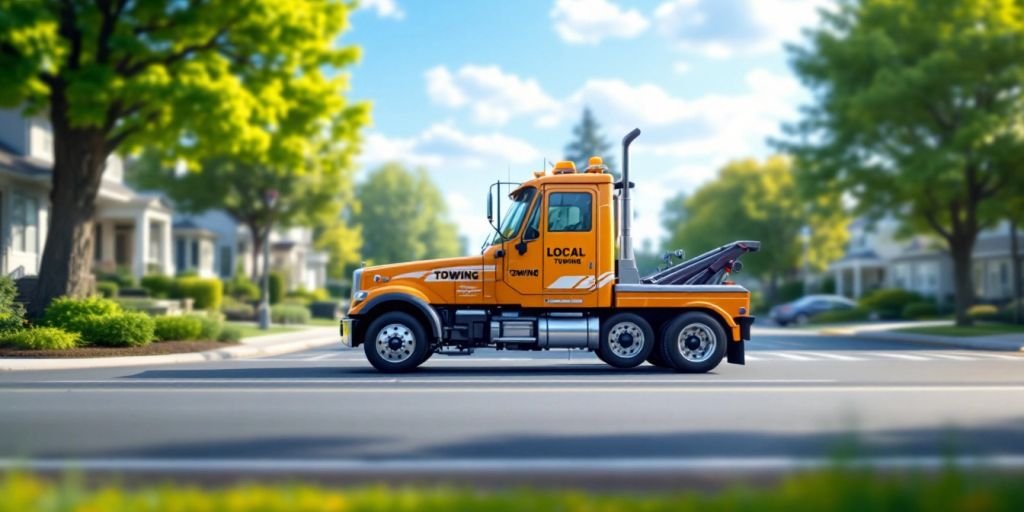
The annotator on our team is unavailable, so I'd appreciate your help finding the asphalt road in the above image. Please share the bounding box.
[1,328,1022,485]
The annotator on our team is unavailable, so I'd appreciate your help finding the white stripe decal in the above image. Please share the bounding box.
[596,274,616,289]
[575,276,596,289]
[548,276,586,289]
[393,271,428,280]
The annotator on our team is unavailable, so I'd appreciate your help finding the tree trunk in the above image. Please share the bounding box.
[949,237,976,327]
[28,103,108,317]
[1010,218,1022,325]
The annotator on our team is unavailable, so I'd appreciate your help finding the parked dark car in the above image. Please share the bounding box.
[770,294,857,326]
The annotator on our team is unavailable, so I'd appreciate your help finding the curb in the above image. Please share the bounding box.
[0,328,340,371]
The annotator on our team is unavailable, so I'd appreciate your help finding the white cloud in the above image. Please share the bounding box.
[360,0,405,20]
[654,0,827,58]
[360,123,542,170]
[551,0,650,45]
[424,65,559,126]
[672,61,691,75]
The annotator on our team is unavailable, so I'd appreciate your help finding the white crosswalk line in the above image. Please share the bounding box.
[875,353,931,361]
[800,352,864,361]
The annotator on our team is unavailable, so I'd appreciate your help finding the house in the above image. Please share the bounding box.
[236,225,329,291]
[828,217,1022,304]
[0,109,174,281]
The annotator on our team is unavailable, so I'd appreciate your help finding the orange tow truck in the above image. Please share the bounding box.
[341,128,758,373]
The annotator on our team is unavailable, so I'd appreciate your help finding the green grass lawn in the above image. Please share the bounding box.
[898,323,1024,337]
[225,322,300,339]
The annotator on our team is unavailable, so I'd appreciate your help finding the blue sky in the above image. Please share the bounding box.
[346,0,830,253]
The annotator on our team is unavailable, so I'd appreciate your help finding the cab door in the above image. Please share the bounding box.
[542,187,599,307]
[501,192,544,296]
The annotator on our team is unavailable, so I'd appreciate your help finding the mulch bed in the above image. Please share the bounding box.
[0,341,236,359]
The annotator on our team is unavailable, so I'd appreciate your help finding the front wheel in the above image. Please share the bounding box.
[363,312,430,373]
[598,313,655,368]
[660,312,727,373]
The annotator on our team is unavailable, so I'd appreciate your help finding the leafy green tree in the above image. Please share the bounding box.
[662,157,848,303]
[355,164,462,264]
[564,107,617,176]
[779,0,1024,325]
[0,0,361,314]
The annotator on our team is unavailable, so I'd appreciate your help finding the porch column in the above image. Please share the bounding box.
[134,212,149,279]
[161,219,173,276]
[834,267,844,297]
[852,260,863,299]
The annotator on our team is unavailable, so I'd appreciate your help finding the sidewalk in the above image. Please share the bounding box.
[0,326,340,371]
[818,321,1024,352]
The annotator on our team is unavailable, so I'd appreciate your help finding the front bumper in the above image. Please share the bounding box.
[340,318,355,347]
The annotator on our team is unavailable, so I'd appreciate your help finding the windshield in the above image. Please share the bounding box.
[487,187,536,246]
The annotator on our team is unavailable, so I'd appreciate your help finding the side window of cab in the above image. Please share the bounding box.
[547,192,592,232]
[524,197,541,241]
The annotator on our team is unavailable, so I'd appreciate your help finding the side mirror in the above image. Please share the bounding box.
[486,192,493,223]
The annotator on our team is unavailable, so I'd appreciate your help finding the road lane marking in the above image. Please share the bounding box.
[5,385,1024,394]
[3,455,1024,473]
[800,352,864,361]
[772,352,815,361]
[1,378,836,386]
[923,353,976,361]
[305,353,338,361]
[952,352,1021,361]
[875,353,931,361]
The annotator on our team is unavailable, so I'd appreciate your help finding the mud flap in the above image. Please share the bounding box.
[727,339,745,365]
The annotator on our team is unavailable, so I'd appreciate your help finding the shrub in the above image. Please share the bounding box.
[173,277,223,310]
[901,301,938,320]
[221,297,255,321]
[95,280,119,298]
[227,279,260,302]
[141,274,175,298]
[271,304,310,324]
[0,277,25,334]
[810,307,871,324]
[775,280,805,306]
[114,297,158,312]
[42,296,121,331]
[0,327,79,350]
[310,300,340,319]
[217,325,243,343]
[269,271,286,305]
[96,269,135,288]
[191,313,224,340]
[282,296,310,306]
[967,304,999,320]
[153,315,203,342]
[326,283,346,298]
[76,312,155,347]
[858,288,923,320]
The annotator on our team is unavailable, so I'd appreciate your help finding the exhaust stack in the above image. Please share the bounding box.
[617,128,642,284]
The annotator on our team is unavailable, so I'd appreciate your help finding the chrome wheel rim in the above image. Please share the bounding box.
[375,323,416,363]
[608,321,645,359]
[676,323,716,363]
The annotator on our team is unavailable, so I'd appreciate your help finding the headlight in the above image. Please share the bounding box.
[351,268,364,303]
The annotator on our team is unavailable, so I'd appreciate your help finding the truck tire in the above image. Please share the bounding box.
[660,312,727,373]
[598,313,655,369]
[645,341,672,368]
[363,312,430,373]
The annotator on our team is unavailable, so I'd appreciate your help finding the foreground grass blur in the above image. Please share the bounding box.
[2,468,1023,511]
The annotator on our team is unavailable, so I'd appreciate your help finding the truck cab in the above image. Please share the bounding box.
[343,128,758,373]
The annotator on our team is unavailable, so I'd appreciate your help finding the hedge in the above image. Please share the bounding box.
[271,304,311,324]
[0,277,24,334]
[967,304,999,320]
[221,297,255,321]
[3,468,1024,511]
[153,316,203,342]
[902,301,938,320]
[95,280,119,298]
[859,288,923,320]
[42,296,121,331]
[75,312,155,347]
[192,313,224,340]
[269,271,285,305]
[0,327,79,350]
[217,325,244,343]
[173,277,223,310]
[141,274,175,298]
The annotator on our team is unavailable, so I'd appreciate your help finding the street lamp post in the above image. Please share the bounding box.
[258,188,279,330]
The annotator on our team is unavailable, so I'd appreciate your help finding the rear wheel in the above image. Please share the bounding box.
[645,348,672,368]
[598,313,655,368]
[660,312,727,373]
[363,312,430,373]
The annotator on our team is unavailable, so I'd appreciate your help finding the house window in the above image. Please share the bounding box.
[149,222,162,262]
[10,193,38,253]
[219,245,232,277]
[190,240,199,267]
[94,223,103,261]
[175,238,186,271]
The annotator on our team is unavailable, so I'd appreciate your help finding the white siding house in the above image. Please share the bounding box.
[0,109,173,281]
